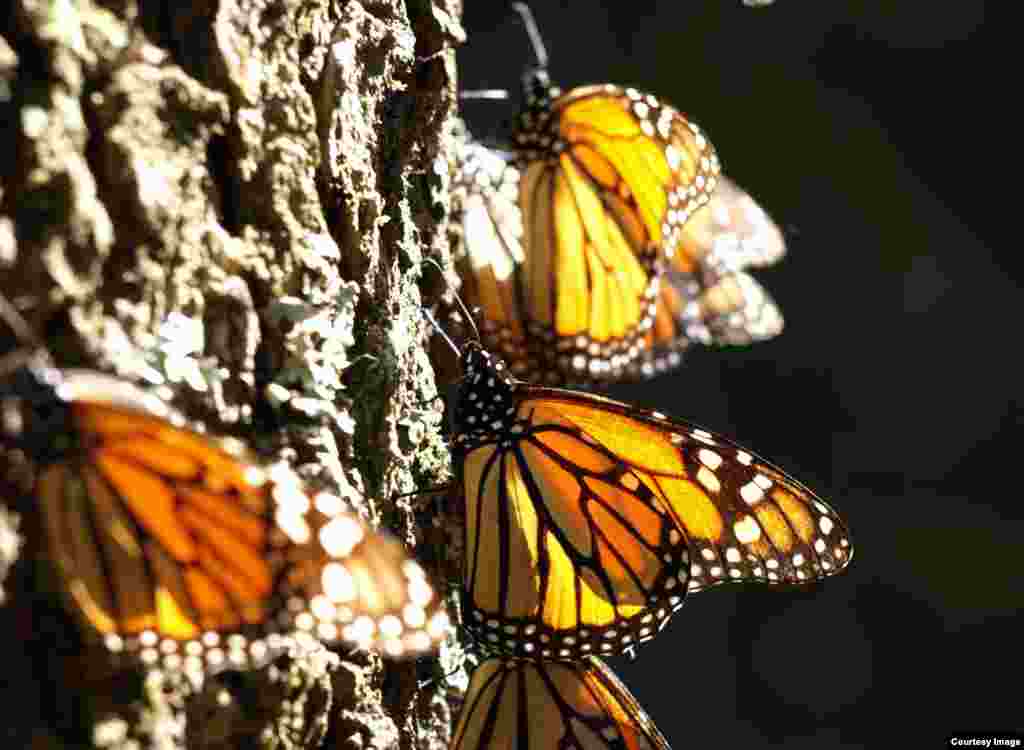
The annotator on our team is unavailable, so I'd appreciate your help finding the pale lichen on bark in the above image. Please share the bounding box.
[0,0,463,747]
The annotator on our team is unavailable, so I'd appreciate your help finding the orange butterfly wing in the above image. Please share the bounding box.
[454,349,688,659]
[515,390,851,593]
[452,657,670,750]
[510,84,721,382]
[19,369,447,671]
[452,345,851,658]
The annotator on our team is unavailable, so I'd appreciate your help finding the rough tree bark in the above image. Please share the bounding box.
[0,0,464,747]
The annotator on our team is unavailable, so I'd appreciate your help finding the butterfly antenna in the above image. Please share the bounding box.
[511,3,549,70]
[418,659,466,690]
[451,293,480,345]
[460,89,511,100]
[423,307,461,360]
[421,257,481,344]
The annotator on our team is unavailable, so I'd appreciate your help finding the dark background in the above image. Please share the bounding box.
[460,2,1018,748]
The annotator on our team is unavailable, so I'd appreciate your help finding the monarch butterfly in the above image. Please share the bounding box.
[635,176,786,377]
[452,656,669,750]
[0,313,449,672]
[457,4,722,385]
[449,340,852,660]
[450,134,784,383]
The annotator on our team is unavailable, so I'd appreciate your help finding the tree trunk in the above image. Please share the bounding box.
[0,0,463,747]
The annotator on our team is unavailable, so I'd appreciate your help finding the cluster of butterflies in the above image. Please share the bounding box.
[445,6,850,749]
[0,4,851,749]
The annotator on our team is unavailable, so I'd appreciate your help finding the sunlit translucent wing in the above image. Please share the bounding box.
[0,365,448,672]
[675,176,786,274]
[280,484,450,659]
[452,657,669,750]
[451,344,852,658]
[449,128,653,387]
[449,134,542,381]
[508,78,721,383]
[629,178,786,377]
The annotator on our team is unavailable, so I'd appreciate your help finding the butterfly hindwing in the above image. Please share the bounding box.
[632,177,787,377]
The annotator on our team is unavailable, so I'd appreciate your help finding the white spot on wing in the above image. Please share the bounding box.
[741,481,764,505]
[696,466,720,493]
[691,429,716,446]
[698,449,723,471]
[733,516,762,544]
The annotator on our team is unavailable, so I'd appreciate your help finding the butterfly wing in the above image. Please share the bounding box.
[672,176,787,277]
[269,472,450,659]
[454,348,688,659]
[453,347,851,657]
[631,178,786,376]
[511,85,721,383]
[515,388,852,595]
[452,129,779,385]
[453,657,670,750]
[639,269,784,367]
[27,370,447,671]
[450,135,545,382]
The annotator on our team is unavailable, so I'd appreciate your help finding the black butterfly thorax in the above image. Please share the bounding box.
[0,364,78,466]
[451,344,523,455]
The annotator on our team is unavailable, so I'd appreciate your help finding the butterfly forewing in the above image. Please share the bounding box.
[519,391,852,592]
[515,84,721,262]
[673,175,787,277]
[453,117,786,387]
[502,82,722,384]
